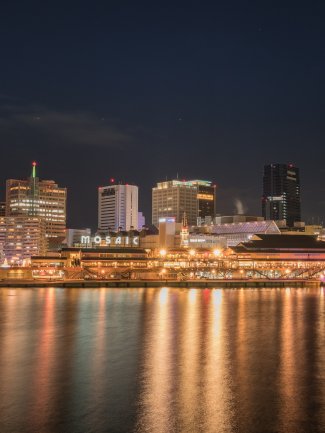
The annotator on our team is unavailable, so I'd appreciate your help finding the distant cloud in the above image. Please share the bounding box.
[0,103,130,148]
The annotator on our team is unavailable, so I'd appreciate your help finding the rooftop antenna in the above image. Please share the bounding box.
[32,161,37,178]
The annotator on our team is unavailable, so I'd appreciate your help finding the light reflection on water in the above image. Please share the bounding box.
[0,287,325,433]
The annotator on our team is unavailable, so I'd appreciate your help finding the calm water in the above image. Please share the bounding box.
[0,287,325,433]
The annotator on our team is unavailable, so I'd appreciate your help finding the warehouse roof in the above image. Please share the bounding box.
[232,234,325,253]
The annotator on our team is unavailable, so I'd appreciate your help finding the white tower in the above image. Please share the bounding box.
[98,184,138,231]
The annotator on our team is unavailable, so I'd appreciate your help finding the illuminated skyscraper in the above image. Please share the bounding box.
[98,183,138,231]
[262,163,301,227]
[152,179,216,227]
[6,162,67,247]
[0,216,47,265]
[190,180,216,222]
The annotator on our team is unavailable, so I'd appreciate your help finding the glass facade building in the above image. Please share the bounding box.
[262,163,301,227]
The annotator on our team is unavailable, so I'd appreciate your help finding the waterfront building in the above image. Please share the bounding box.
[6,162,67,248]
[28,233,325,282]
[262,163,301,227]
[0,216,47,265]
[210,220,280,247]
[230,234,325,278]
[31,246,149,273]
[188,233,225,249]
[304,224,325,239]
[213,215,264,225]
[152,179,216,227]
[66,228,91,247]
[276,221,324,236]
[139,217,182,250]
[194,217,280,247]
[98,184,138,231]
[140,217,281,250]
[157,217,181,248]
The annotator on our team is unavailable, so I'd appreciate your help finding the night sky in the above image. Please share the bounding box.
[1,1,325,228]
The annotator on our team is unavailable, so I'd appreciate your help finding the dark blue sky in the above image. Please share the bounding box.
[1,1,325,227]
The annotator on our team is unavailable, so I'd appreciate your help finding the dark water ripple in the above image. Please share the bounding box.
[0,287,324,433]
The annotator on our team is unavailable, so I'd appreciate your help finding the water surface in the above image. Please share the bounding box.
[0,287,324,433]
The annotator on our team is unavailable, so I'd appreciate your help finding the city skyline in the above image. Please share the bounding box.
[0,161,323,230]
[1,159,325,229]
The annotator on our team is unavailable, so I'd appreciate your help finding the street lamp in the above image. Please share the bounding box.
[159,249,167,257]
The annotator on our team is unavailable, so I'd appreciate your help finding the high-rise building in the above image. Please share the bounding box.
[152,179,216,227]
[98,184,138,231]
[262,163,301,227]
[0,216,47,265]
[6,162,67,247]
[192,180,216,221]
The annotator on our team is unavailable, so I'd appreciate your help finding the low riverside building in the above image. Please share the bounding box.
[32,247,149,267]
[230,234,325,279]
[190,219,281,247]
[232,234,325,260]
[31,246,152,280]
[25,232,325,282]
[210,220,281,247]
[213,215,265,224]
[140,219,282,250]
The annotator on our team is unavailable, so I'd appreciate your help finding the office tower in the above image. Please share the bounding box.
[0,216,47,265]
[6,162,67,247]
[152,179,216,227]
[98,184,138,231]
[262,163,301,227]
[190,180,216,221]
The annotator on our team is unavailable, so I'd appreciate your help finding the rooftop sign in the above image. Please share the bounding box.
[80,235,139,246]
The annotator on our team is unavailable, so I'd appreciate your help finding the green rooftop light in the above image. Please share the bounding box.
[32,161,37,178]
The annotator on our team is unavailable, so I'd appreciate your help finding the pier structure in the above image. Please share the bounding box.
[2,234,325,284]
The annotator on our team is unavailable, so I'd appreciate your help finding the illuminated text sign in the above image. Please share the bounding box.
[81,235,139,246]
